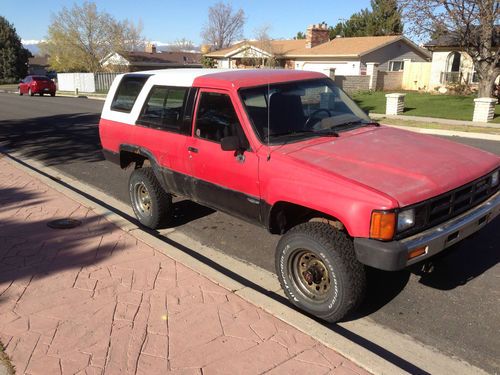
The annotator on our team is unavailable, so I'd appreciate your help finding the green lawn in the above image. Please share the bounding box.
[352,91,500,123]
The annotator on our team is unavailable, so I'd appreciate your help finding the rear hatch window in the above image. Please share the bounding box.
[111,74,150,113]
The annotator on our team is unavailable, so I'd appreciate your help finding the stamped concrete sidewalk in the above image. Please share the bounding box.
[0,156,369,375]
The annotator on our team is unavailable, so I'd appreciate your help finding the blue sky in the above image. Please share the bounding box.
[1,0,372,45]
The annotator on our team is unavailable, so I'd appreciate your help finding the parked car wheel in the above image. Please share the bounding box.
[28,88,34,96]
[275,222,366,322]
[129,167,172,229]
[50,92,56,97]
[18,88,23,96]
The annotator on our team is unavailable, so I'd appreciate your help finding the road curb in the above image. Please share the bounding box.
[1,151,489,375]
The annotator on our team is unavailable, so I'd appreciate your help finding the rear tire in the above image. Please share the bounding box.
[129,167,172,229]
[50,92,56,97]
[275,222,366,322]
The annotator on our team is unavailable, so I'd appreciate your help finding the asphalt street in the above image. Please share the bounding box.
[0,93,499,373]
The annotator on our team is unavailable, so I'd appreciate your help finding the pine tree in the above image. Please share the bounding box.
[0,16,31,82]
[370,0,403,36]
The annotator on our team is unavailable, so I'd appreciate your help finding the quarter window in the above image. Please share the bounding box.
[194,92,240,143]
[111,75,149,113]
[138,86,188,133]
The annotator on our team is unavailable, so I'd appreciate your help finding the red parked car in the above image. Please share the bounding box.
[18,75,56,97]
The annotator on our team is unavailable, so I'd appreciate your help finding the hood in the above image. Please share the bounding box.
[280,126,499,206]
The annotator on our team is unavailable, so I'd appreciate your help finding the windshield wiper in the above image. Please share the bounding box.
[334,120,380,129]
[266,129,339,140]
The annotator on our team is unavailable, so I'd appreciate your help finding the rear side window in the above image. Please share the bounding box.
[111,75,149,113]
[137,85,188,133]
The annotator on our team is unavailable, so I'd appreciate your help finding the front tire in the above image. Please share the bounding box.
[28,88,34,96]
[129,167,172,229]
[275,222,366,322]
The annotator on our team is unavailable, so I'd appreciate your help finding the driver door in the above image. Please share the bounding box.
[187,89,261,222]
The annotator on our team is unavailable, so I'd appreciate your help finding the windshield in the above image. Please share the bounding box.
[240,78,371,143]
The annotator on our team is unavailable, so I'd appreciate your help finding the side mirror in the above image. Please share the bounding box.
[221,136,240,151]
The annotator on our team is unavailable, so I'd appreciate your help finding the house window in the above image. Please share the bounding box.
[388,60,405,72]
[137,85,189,133]
[111,74,150,113]
[470,67,479,84]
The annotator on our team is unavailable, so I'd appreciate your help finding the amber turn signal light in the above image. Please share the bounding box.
[370,211,396,240]
[408,246,427,260]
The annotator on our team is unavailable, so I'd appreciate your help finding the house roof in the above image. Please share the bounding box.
[206,39,306,58]
[122,51,202,66]
[29,55,49,67]
[205,35,430,59]
[424,27,499,49]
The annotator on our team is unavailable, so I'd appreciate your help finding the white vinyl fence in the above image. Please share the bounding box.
[57,73,95,92]
[57,72,121,93]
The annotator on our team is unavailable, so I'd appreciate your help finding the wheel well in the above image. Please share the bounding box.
[268,202,345,235]
[119,150,149,169]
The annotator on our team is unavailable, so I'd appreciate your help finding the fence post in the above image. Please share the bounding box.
[366,62,379,90]
[473,98,497,122]
[385,93,406,115]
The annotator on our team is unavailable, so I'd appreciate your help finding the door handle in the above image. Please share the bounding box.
[187,146,198,153]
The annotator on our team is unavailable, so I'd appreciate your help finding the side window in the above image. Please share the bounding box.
[111,75,149,113]
[194,92,242,143]
[138,86,189,133]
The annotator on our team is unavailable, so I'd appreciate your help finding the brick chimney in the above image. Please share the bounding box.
[145,42,157,54]
[306,23,329,48]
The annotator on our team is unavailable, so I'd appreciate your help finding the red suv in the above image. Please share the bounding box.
[19,75,56,97]
[99,69,500,322]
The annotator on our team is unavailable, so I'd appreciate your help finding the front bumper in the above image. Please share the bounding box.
[354,191,500,271]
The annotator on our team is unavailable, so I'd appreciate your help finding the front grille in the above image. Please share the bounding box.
[395,169,499,239]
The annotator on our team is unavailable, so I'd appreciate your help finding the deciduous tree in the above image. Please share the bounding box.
[42,1,144,72]
[399,0,499,97]
[0,16,31,82]
[201,1,245,50]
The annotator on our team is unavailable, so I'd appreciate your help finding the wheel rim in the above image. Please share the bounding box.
[290,249,331,303]
[133,182,152,215]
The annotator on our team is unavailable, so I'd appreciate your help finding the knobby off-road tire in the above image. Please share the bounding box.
[129,167,172,229]
[276,222,366,322]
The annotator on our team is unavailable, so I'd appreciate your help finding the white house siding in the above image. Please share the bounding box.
[218,58,230,68]
[429,50,475,89]
[295,60,361,76]
[102,53,130,67]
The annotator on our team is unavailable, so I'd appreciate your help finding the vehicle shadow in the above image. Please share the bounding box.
[169,199,216,227]
[0,113,103,166]
[410,221,500,290]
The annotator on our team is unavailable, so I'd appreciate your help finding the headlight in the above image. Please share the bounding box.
[492,170,499,186]
[397,209,415,232]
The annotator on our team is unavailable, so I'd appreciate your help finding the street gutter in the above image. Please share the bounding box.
[1,149,489,375]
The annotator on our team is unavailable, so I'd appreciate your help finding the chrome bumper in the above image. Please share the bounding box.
[354,191,500,271]
[403,191,500,266]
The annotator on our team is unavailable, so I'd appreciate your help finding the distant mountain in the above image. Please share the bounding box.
[22,40,43,55]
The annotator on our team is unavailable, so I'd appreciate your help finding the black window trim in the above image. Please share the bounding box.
[136,84,193,136]
[110,73,151,113]
[193,90,251,150]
